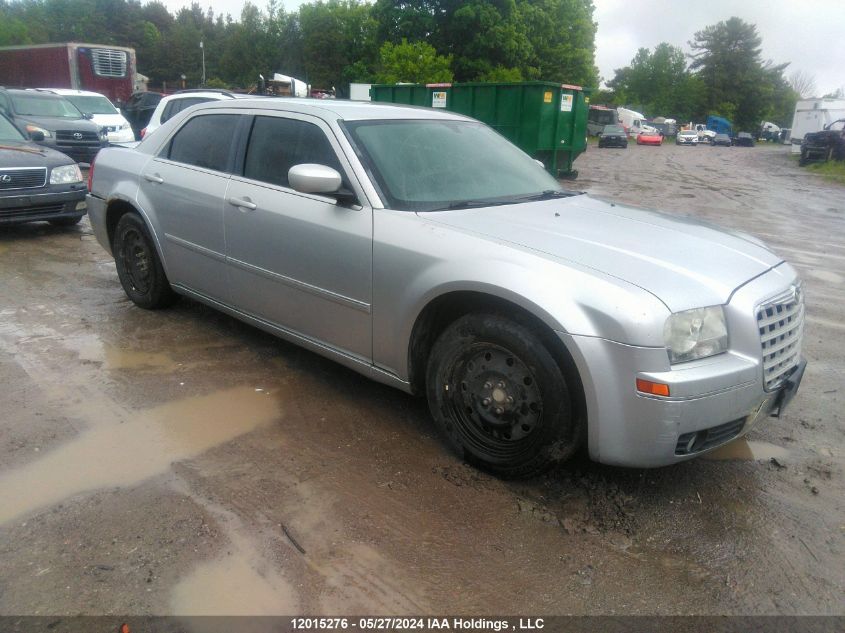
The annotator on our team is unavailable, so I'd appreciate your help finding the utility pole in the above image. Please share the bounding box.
[200,40,206,87]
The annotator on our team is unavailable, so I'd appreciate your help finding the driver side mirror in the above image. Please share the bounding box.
[288,163,357,204]
[29,131,45,142]
[82,112,93,120]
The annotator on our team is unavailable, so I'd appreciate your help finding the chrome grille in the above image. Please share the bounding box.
[757,285,804,391]
[56,130,100,143]
[91,48,127,78]
[0,167,47,190]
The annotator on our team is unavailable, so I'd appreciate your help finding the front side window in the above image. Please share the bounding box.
[345,119,561,211]
[167,114,238,172]
[0,114,25,141]
[243,116,344,189]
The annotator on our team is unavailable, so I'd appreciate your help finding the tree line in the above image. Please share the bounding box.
[0,0,599,97]
[0,1,812,129]
[602,18,814,130]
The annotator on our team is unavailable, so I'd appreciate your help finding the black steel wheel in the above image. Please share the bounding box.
[112,213,177,309]
[426,313,580,478]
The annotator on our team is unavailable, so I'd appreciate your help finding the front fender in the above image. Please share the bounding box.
[372,210,669,380]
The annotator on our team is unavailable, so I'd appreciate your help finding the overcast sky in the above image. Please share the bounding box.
[160,0,845,96]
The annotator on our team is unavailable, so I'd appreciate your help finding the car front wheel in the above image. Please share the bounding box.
[112,213,178,309]
[426,313,580,478]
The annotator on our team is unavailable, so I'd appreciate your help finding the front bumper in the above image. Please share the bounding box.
[0,187,87,225]
[106,128,136,144]
[559,265,805,467]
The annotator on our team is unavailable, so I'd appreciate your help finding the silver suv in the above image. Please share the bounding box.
[86,99,806,477]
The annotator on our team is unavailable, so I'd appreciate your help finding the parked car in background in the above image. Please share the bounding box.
[0,88,106,164]
[636,130,662,146]
[676,130,700,145]
[0,111,87,226]
[32,88,134,143]
[141,89,255,138]
[799,119,845,165]
[597,124,627,148]
[735,132,756,147]
[86,98,806,477]
[121,91,163,140]
[712,133,732,147]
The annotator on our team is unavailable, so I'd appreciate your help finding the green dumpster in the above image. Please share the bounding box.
[369,81,591,178]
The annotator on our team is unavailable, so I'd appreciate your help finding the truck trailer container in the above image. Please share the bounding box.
[370,81,590,178]
[0,43,136,104]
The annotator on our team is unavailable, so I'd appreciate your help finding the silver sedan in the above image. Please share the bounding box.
[86,99,805,477]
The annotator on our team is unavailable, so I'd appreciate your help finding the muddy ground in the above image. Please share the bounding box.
[0,143,842,616]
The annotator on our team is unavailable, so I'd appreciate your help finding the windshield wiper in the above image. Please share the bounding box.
[516,189,578,202]
[437,198,521,211]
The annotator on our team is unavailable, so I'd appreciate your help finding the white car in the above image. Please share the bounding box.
[141,90,255,138]
[33,88,134,143]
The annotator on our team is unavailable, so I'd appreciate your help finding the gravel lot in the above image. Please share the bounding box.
[0,142,842,616]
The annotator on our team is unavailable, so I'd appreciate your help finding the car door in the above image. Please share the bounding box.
[138,111,242,303]
[224,113,373,361]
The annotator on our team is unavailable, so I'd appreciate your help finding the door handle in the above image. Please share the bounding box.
[143,173,164,184]
[228,197,257,211]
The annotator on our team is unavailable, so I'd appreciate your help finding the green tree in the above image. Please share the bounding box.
[607,42,705,121]
[299,0,377,96]
[688,17,790,129]
[375,39,453,84]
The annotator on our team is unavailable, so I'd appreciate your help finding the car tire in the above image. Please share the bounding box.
[112,212,178,309]
[426,313,580,479]
[49,215,83,227]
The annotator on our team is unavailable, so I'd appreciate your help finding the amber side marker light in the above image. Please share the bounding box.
[636,378,670,397]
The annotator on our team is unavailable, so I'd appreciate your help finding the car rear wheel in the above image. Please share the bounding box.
[426,313,580,478]
[113,213,178,309]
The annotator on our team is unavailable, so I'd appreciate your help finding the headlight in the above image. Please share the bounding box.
[50,164,83,184]
[25,124,52,138]
[663,306,728,364]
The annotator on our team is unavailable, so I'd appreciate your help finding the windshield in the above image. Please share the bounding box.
[11,93,82,118]
[345,119,562,211]
[0,115,26,142]
[64,95,118,115]
[603,125,624,134]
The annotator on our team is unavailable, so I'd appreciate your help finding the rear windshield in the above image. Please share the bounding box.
[64,95,118,115]
[11,93,82,118]
[603,125,625,134]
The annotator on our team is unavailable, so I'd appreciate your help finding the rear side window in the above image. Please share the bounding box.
[167,114,238,173]
[243,116,343,188]
[161,97,214,124]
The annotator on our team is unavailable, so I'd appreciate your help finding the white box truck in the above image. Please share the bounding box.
[616,107,657,137]
[789,98,845,153]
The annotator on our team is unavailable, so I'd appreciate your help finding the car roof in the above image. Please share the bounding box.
[3,88,65,99]
[30,88,109,98]
[192,97,472,122]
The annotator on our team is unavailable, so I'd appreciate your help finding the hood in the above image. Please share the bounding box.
[15,115,101,133]
[89,113,130,128]
[0,140,77,167]
[422,195,782,312]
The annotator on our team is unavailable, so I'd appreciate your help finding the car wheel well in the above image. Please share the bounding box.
[408,291,586,428]
[105,200,140,249]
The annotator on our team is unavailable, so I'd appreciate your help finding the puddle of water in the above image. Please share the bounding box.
[0,387,280,525]
[704,438,790,461]
[806,269,843,285]
[69,333,178,370]
[171,538,297,615]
